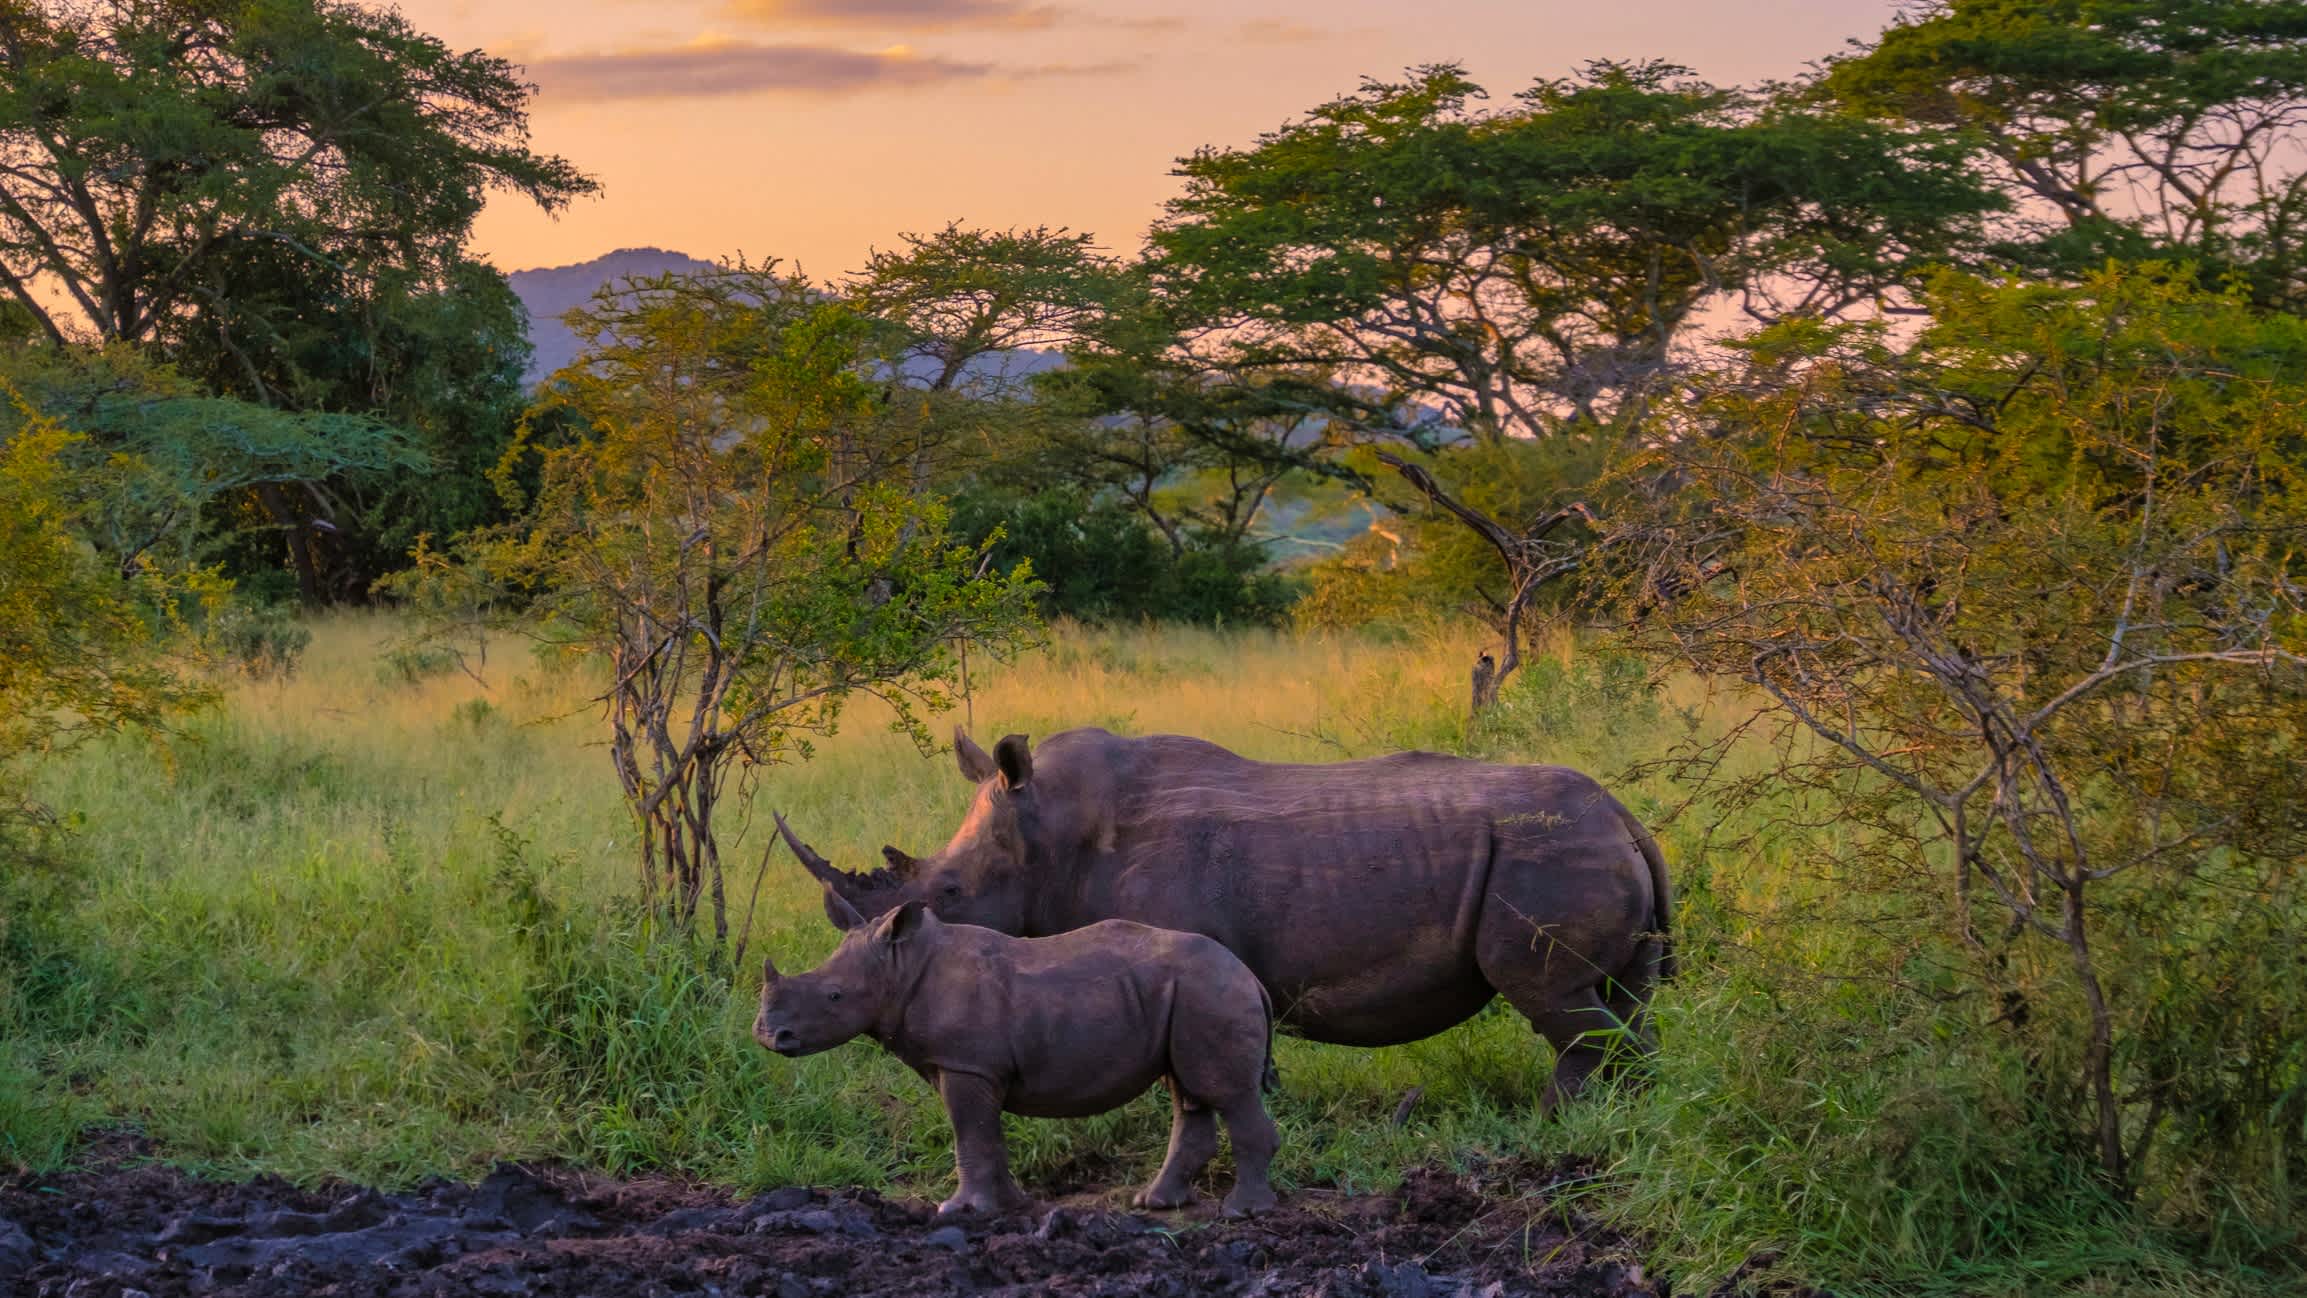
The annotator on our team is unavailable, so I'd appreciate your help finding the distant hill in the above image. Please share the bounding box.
[501,247,1368,561]
[504,247,1075,393]
[506,247,721,384]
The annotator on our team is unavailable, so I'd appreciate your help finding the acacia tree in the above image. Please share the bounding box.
[0,339,423,583]
[1023,280,1335,556]
[850,223,1122,400]
[0,0,589,345]
[1153,62,1997,704]
[843,223,1126,563]
[854,230,1313,623]
[0,0,594,601]
[1822,0,2307,307]
[170,253,539,601]
[0,380,215,824]
[403,266,1038,950]
[1617,267,2307,1192]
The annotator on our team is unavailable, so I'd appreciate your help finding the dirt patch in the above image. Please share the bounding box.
[1,1138,1722,1297]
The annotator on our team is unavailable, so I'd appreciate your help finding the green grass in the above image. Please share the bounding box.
[1,613,2295,1297]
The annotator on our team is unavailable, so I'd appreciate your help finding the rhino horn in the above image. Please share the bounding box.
[774,812,880,930]
[881,844,919,875]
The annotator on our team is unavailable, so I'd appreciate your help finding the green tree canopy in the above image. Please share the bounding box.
[399,265,1039,948]
[850,223,1123,399]
[1822,0,2307,305]
[0,339,422,583]
[1153,61,1998,699]
[0,0,592,603]
[1618,265,2307,1197]
[167,254,536,602]
[0,0,592,347]
[1155,61,1998,445]
[0,379,215,822]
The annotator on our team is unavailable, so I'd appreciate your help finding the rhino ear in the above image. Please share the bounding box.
[994,733,1033,791]
[881,845,918,875]
[954,728,997,783]
[881,899,931,945]
[761,955,780,984]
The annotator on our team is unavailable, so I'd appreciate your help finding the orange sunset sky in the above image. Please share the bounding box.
[394,0,1910,276]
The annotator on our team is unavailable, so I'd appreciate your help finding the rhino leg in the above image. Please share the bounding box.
[1216,1097,1279,1217]
[1475,847,1659,1112]
[936,1072,1029,1218]
[1521,988,1631,1114]
[1135,1085,1218,1210]
[1602,960,1661,1060]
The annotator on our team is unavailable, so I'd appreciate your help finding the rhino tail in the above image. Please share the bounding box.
[1257,980,1281,1096]
[1625,809,1676,983]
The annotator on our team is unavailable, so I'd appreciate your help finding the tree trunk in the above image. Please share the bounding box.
[1373,452,1589,715]
[255,483,324,607]
[2064,878,2128,1190]
[1470,653,1498,715]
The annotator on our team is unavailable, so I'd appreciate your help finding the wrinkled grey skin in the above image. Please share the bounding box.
[780,727,1673,1109]
[756,902,1280,1217]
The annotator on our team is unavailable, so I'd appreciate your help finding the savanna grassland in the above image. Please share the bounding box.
[5,615,2290,1297]
[7,6,2307,1295]
[4,614,1609,1194]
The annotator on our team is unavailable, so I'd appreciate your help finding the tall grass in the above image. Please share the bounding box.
[1,613,2293,1296]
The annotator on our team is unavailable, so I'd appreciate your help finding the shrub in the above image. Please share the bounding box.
[378,640,462,686]
[202,602,311,679]
[951,485,1296,626]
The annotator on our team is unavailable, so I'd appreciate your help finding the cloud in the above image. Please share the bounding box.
[526,38,1122,103]
[1097,14,1187,33]
[1235,18,1330,44]
[722,0,1064,31]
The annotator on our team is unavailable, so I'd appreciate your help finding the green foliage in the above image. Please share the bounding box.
[849,223,1124,398]
[1822,0,2307,306]
[182,260,539,601]
[0,382,215,817]
[202,602,312,680]
[0,0,592,347]
[1156,60,1999,444]
[1616,265,2307,1244]
[1568,972,2274,1296]
[950,485,1297,626]
[0,341,426,582]
[852,237,1324,628]
[376,641,464,687]
[1296,437,1607,634]
[1150,60,1999,698]
[397,265,1040,941]
[0,0,589,603]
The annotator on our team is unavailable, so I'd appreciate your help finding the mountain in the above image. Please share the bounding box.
[506,247,721,384]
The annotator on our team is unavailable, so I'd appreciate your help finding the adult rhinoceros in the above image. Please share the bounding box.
[777,727,1672,1107]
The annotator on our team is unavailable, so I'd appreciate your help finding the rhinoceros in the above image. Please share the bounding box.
[756,902,1280,1217]
[777,727,1672,1108]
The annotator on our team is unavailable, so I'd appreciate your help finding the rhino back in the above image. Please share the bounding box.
[1038,733,1646,1037]
[914,920,1246,1119]
[1095,737,1629,912]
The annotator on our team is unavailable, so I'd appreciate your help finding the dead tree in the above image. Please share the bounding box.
[1376,452,1596,713]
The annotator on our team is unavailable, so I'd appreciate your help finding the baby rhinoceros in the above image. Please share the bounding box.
[755,901,1280,1217]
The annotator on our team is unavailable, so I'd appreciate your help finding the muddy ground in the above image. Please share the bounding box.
[0,1137,1775,1297]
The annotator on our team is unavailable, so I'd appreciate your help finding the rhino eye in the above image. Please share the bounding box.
[940,883,961,898]
[827,988,843,1002]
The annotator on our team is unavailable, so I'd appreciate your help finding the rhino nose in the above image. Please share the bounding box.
[771,1028,800,1054]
